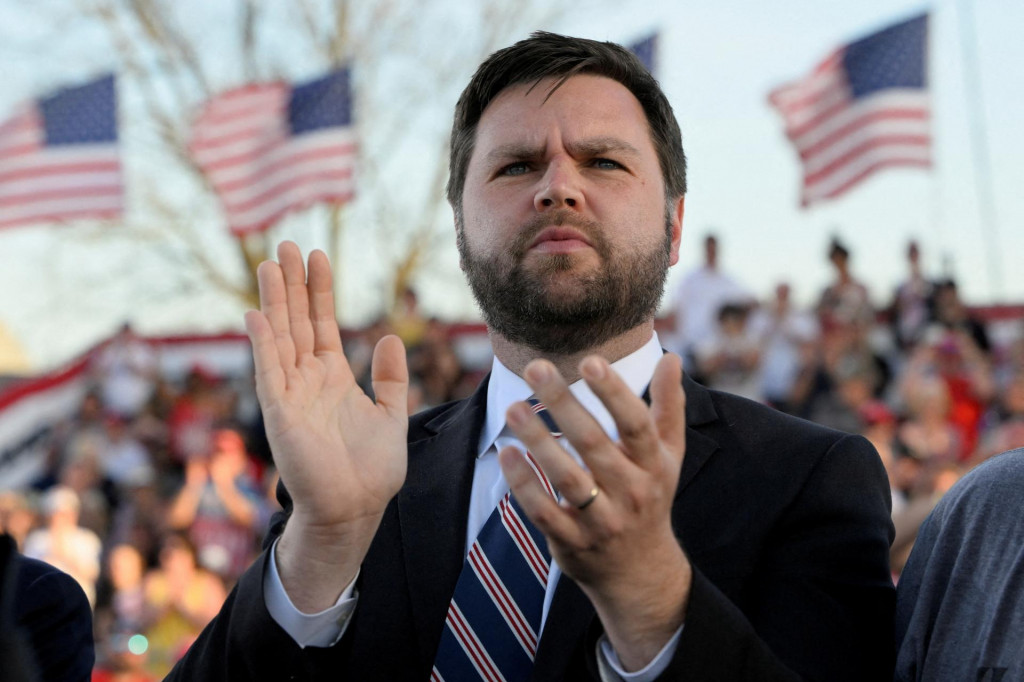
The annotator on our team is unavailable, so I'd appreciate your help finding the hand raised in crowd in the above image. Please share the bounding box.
[244,241,409,611]
[500,353,690,671]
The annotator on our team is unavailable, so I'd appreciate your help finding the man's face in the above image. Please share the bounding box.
[457,74,682,354]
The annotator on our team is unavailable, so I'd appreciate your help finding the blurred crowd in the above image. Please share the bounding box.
[1,237,1022,678]
[669,235,1024,582]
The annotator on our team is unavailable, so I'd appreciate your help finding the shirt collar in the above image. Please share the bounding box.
[478,332,665,457]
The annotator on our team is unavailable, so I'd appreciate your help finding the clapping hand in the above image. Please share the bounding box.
[244,241,409,610]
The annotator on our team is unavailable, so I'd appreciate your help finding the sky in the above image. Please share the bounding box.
[1,0,1022,371]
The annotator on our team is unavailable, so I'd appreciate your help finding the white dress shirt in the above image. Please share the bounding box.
[264,332,681,680]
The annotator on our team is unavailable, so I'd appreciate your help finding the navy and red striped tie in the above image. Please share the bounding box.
[432,399,560,681]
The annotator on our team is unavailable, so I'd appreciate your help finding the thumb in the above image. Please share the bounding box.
[371,334,410,420]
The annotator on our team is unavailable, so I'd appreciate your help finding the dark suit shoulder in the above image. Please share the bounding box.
[700,386,880,475]
[13,556,95,682]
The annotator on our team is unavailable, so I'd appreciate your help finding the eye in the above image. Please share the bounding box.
[593,158,624,170]
[499,162,530,176]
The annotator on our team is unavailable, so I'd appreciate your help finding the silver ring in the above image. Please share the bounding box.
[576,487,600,510]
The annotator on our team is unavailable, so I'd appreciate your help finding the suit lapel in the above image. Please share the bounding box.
[396,379,488,663]
[679,374,719,493]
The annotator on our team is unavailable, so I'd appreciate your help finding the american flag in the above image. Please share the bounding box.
[190,69,357,236]
[0,74,122,230]
[769,14,929,206]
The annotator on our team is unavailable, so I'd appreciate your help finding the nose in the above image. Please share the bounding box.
[534,158,583,211]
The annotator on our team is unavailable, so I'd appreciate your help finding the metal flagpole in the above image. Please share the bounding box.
[956,0,1004,300]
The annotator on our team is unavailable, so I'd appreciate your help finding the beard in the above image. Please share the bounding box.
[458,209,672,355]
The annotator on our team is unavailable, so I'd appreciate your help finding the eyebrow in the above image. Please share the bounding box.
[483,136,643,164]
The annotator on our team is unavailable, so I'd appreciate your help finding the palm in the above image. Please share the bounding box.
[247,242,409,528]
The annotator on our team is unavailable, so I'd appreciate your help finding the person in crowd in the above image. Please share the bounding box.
[408,318,471,408]
[94,543,149,670]
[931,278,991,353]
[23,485,102,606]
[56,436,111,536]
[167,32,894,681]
[101,414,155,494]
[92,324,159,420]
[900,326,995,462]
[749,282,820,412]
[0,491,37,552]
[693,302,762,401]
[858,400,903,514]
[669,233,753,376]
[889,240,934,351]
[817,237,874,340]
[390,286,430,349]
[142,533,226,677]
[973,369,1024,464]
[894,448,1024,681]
[167,366,221,464]
[897,376,962,466]
[105,470,166,569]
[167,427,263,581]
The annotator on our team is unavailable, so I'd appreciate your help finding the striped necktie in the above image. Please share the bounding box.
[432,398,560,682]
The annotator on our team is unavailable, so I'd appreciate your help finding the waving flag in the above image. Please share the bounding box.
[190,69,357,235]
[0,74,122,230]
[769,14,930,206]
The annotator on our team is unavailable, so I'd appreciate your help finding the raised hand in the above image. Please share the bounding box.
[499,353,690,671]
[244,241,409,610]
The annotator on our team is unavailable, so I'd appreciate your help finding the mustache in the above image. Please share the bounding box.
[509,209,608,257]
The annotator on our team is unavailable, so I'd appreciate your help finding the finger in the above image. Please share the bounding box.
[306,249,343,357]
[506,400,588,504]
[499,445,587,548]
[522,360,628,483]
[371,335,409,421]
[256,259,296,371]
[244,309,286,408]
[278,241,315,360]
[579,355,661,470]
[649,353,686,466]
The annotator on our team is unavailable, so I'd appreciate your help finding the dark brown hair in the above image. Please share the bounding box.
[446,31,686,220]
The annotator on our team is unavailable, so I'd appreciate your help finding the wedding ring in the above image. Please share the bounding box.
[576,487,600,510]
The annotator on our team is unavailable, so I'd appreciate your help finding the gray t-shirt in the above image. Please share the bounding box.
[894,448,1024,681]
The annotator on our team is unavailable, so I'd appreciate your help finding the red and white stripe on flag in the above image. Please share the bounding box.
[189,78,357,236]
[768,29,930,206]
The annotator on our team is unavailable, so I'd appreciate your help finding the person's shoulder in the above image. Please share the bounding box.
[934,448,1024,515]
[14,554,91,621]
[697,383,873,460]
[12,555,95,681]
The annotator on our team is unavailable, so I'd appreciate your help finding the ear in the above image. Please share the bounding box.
[668,196,684,266]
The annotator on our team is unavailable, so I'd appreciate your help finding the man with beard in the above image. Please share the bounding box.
[169,33,895,681]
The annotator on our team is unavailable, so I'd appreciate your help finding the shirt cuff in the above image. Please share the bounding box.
[596,625,683,682]
[263,537,359,648]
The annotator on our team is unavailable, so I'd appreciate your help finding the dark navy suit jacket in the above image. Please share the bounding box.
[0,534,95,682]
[170,375,896,680]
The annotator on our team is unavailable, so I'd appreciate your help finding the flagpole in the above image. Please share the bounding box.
[955,0,1004,301]
[926,11,948,280]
